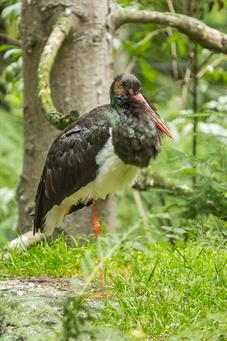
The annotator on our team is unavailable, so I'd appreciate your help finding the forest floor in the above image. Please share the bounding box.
[0,235,226,340]
[0,278,70,340]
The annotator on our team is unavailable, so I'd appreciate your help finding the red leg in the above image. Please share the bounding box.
[92,200,104,294]
[92,200,101,238]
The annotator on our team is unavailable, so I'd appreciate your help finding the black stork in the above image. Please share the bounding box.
[33,74,173,289]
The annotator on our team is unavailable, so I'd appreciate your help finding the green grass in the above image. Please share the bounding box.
[1,234,226,340]
[103,238,227,339]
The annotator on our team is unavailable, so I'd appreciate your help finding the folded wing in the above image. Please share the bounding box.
[33,106,111,233]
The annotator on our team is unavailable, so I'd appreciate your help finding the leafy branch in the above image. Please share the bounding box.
[112,6,227,54]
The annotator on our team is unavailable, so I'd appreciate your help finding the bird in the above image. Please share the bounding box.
[33,73,173,289]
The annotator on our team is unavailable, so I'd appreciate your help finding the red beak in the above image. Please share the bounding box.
[133,93,174,140]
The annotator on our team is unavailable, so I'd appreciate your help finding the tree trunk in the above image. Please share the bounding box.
[17,0,116,235]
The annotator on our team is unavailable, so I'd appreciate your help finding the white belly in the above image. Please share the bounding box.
[44,137,139,234]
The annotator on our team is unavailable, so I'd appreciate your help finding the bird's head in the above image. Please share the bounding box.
[110,74,173,139]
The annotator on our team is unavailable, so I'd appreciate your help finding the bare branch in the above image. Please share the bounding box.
[132,189,148,231]
[113,7,227,54]
[166,0,179,79]
[197,55,227,78]
[38,15,80,130]
[197,52,214,72]
[0,32,21,47]
[133,169,192,196]
[132,28,168,48]
[181,66,191,105]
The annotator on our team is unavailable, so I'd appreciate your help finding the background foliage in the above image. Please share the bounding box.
[115,0,227,242]
[0,0,226,243]
[0,0,226,339]
[0,0,22,243]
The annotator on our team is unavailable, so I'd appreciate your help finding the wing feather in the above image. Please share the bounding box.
[33,105,112,233]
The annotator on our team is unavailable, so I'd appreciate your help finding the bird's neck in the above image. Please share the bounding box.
[111,109,161,168]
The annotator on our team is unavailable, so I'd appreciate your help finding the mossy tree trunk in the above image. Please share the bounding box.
[17,0,116,234]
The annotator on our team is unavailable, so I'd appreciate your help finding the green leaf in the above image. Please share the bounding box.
[180,167,198,175]
[3,48,21,60]
[1,3,21,18]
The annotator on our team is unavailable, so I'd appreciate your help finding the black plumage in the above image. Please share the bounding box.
[34,74,173,235]
[34,105,112,233]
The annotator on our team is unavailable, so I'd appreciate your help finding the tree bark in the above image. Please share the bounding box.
[17,0,116,235]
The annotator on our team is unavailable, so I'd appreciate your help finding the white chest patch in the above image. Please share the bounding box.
[95,136,139,198]
[44,136,139,235]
